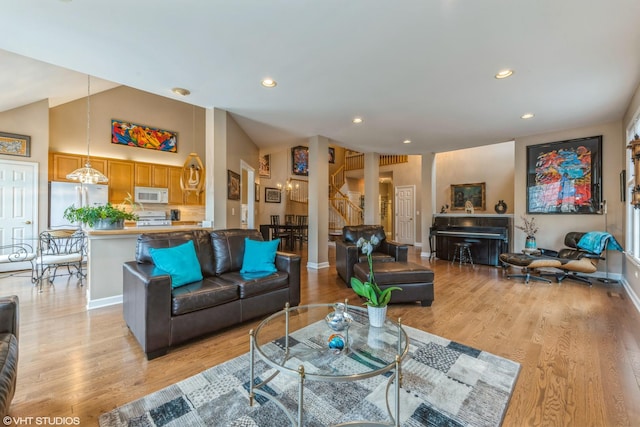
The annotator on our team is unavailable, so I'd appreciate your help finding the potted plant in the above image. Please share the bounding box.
[63,203,138,230]
[350,235,402,327]
[515,215,539,249]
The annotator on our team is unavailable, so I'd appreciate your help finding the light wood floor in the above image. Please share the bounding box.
[2,246,640,426]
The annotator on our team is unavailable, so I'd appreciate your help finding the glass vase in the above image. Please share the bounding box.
[325,302,353,332]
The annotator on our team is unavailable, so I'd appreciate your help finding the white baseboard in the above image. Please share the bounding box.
[307,261,330,270]
[420,251,432,258]
[620,278,640,313]
[87,294,122,310]
[414,242,423,248]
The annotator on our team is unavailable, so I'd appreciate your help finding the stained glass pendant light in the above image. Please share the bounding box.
[66,75,109,184]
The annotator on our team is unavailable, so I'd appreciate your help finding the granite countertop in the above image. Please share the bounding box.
[85,225,212,236]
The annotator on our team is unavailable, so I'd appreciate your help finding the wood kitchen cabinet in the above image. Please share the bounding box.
[134,163,170,188]
[49,152,107,182]
[168,167,184,204]
[168,166,204,205]
[107,159,135,204]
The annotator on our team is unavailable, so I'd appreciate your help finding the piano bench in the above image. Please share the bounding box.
[353,261,434,307]
[499,253,563,285]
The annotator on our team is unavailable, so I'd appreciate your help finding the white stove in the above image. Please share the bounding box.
[136,210,172,227]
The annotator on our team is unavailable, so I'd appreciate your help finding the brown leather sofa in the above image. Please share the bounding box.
[0,295,18,417]
[335,225,408,285]
[123,229,301,359]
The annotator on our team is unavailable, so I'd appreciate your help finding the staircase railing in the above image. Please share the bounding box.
[344,153,408,171]
[286,178,308,203]
[329,165,363,228]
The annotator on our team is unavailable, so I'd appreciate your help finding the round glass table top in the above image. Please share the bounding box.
[252,303,408,380]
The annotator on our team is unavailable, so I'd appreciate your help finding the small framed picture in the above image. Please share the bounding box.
[0,131,31,157]
[255,183,260,202]
[227,170,240,200]
[328,147,335,164]
[265,187,281,203]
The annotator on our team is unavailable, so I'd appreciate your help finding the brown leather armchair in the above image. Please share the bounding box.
[335,225,408,286]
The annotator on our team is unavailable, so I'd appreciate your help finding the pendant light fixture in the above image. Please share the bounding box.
[66,75,109,184]
[179,105,205,195]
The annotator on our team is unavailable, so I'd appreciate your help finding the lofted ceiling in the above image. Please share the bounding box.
[1,0,640,155]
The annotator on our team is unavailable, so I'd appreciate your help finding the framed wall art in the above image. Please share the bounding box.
[255,183,260,202]
[265,187,281,203]
[0,131,30,157]
[259,154,271,178]
[291,145,309,176]
[111,119,177,153]
[328,147,335,164]
[451,182,486,211]
[227,169,240,200]
[526,135,602,214]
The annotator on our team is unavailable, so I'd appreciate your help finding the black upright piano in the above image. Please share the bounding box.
[430,215,511,266]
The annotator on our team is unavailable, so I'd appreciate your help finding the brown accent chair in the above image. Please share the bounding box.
[335,225,408,286]
[123,229,301,359]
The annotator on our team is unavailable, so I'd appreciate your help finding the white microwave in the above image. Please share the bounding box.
[134,186,169,204]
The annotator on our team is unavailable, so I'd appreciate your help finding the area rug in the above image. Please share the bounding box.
[99,324,520,426]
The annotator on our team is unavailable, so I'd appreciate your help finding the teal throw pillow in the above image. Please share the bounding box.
[149,240,203,287]
[240,238,279,275]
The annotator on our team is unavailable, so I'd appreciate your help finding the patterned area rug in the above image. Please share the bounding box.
[100,324,519,426]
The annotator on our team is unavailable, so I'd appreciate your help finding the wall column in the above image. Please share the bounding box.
[420,152,435,258]
[205,107,228,228]
[363,152,380,224]
[307,135,329,269]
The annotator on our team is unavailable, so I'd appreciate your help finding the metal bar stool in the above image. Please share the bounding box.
[451,242,473,266]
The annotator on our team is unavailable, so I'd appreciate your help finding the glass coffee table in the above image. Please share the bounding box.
[249,302,408,426]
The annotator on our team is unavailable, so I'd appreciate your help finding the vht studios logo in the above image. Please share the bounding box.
[3,417,80,426]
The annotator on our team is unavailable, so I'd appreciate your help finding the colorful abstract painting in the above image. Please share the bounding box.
[526,136,602,214]
[111,120,177,153]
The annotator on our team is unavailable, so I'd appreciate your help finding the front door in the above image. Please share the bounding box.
[394,185,415,244]
[0,160,38,272]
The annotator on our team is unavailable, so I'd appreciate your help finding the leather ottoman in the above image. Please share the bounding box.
[353,261,434,307]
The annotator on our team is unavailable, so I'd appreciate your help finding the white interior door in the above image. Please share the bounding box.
[394,185,415,244]
[0,160,38,272]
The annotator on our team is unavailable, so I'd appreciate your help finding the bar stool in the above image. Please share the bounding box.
[451,242,473,266]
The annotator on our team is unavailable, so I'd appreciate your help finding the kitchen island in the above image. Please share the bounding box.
[85,225,211,310]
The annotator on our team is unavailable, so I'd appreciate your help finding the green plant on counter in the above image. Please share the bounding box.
[63,203,139,228]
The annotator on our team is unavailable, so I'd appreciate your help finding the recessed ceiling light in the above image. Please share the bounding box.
[352,117,363,124]
[495,69,514,79]
[403,139,411,144]
[261,78,277,88]
[521,113,535,119]
[171,87,191,96]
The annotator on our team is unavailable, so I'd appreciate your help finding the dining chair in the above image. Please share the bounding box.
[294,215,308,249]
[284,214,295,225]
[269,216,290,250]
[35,229,86,291]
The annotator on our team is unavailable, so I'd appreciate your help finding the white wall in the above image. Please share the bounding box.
[435,140,515,214]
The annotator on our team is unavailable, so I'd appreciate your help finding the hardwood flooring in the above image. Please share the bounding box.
[2,245,640,426]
